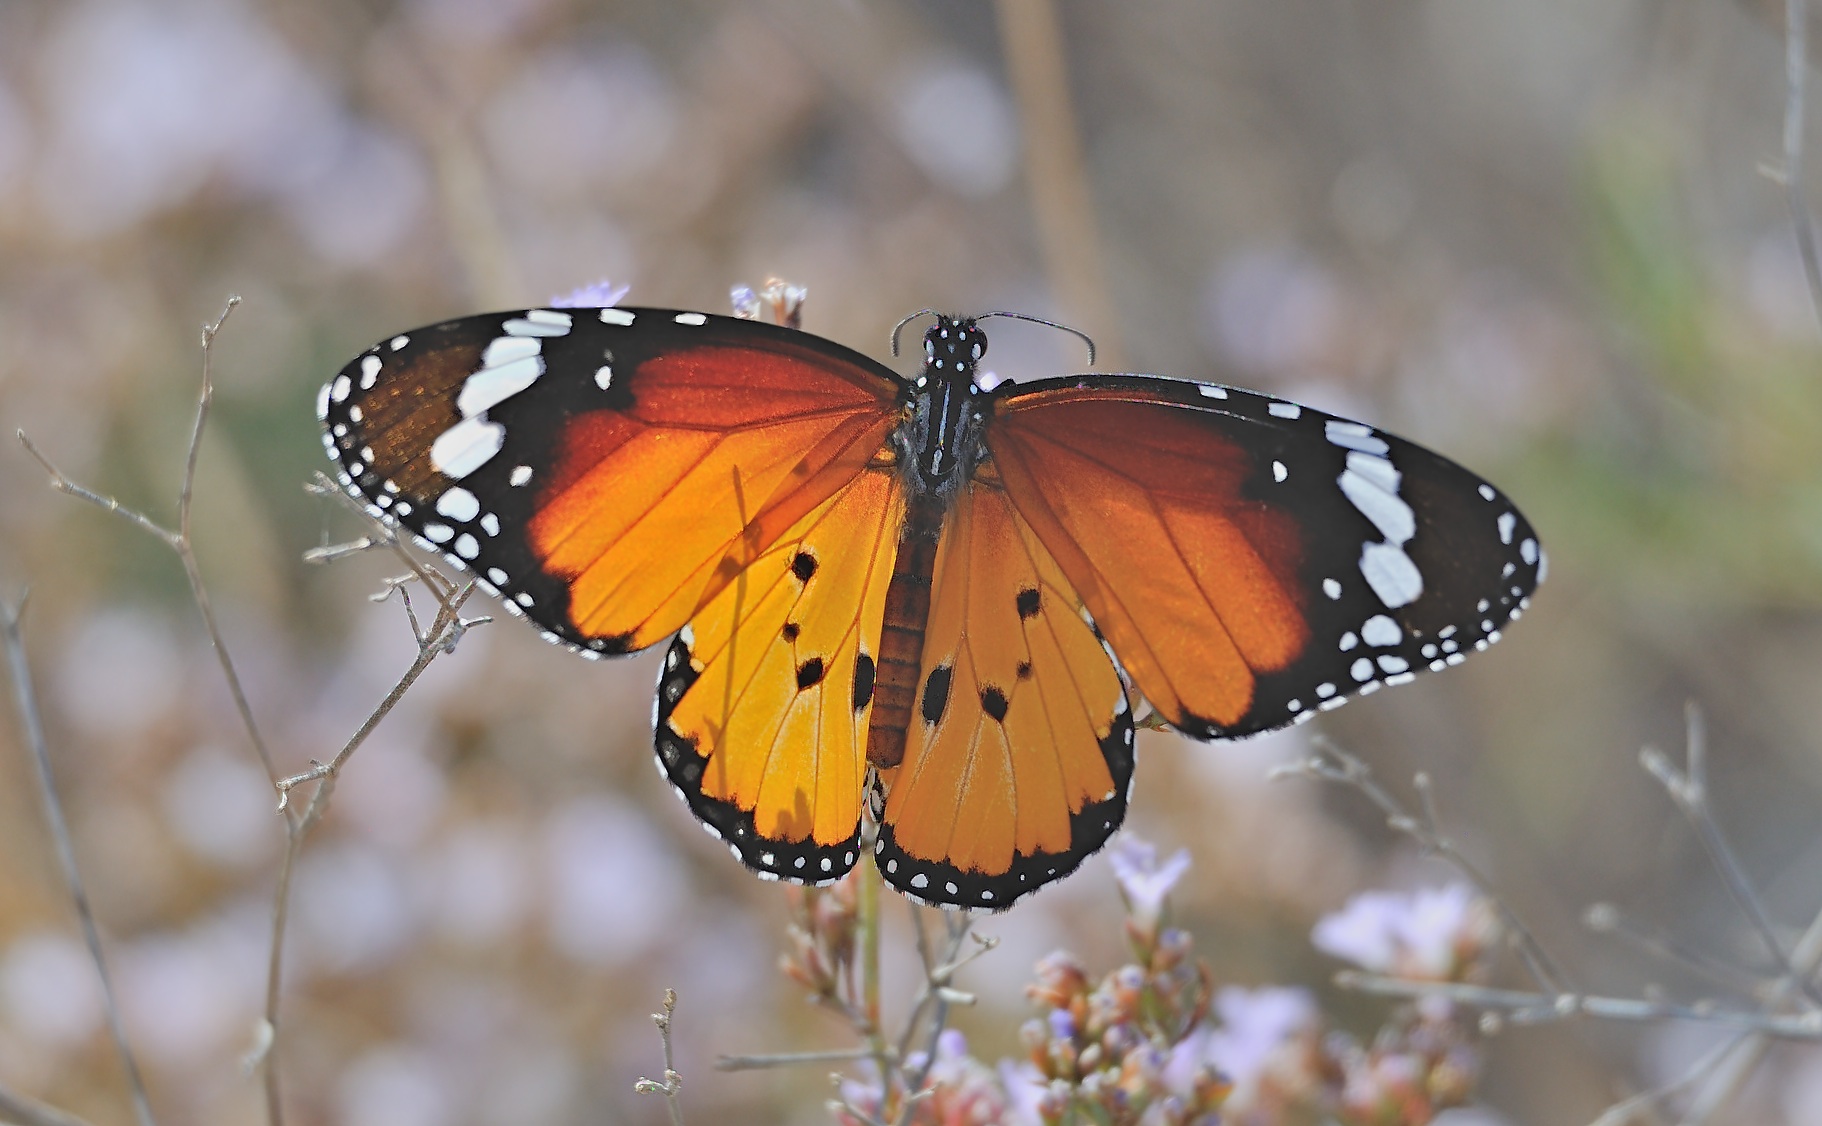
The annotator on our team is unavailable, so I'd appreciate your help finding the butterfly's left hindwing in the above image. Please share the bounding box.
[319,307,902,658]
[656,468,906,884]
[876,475,1135,909]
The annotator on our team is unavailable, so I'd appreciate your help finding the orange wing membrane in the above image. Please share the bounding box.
[319,307,902,657]
[656,469,905,882]
[990,375,1542,739]
[875,472,1134,908]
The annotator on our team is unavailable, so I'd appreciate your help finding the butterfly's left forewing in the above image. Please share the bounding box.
[987,375,1543,740]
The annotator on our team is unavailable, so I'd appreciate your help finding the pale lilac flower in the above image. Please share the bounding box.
[996,1059,1049,1126]
[1205,986,1317,1087]
[1312,884,1495,980]
[1107,835,1193,920]
[548,279,629,308]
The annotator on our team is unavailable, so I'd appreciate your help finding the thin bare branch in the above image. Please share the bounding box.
[17,431,179,548]
[1,598,156,1126]
[1583,902,1768,996]
[0,1081,101,1126]
[717,1047,880,1071]
[1639,705,1822,1007]
[633,989,685,1126]
[895,912,975,1126]
[1785,0,1822,330]
[1273,741,1570,992]
[21,297,278,786]
[1335,972,1822,1038]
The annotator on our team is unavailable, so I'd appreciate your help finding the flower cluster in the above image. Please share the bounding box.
[803,843,1502,1126]
[780,875,860,1011]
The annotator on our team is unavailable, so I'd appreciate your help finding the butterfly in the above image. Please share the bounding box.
[318,302,1542,909]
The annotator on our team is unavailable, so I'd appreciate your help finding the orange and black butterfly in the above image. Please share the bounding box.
[319,303,1541,909]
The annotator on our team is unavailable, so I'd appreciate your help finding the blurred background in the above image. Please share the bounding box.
[1,0,1820,1122]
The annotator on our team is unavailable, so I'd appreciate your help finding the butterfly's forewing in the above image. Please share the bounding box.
[876,471,1135,909]
[655,468,906,883]
[319,307,902,655]
[988,376,1542,739]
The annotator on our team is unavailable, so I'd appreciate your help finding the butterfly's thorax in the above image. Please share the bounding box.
[868,317,990,767]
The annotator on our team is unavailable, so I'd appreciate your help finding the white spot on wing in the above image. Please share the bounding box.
[1360,614,1401,647]
[1520,537,1538,565]
[390,335,409,351]
[435,487,480,522]
[315,383,331,421]
[430,417,506,479]
[457,355,545,417]
[454,533,479,559]
[1497,511,1516,545]
[674,312,707,325]
[359,355,381,388]
[1359,543,1423,608]
[595,365,613,390]
[1196,384,1228,399]
[1268,401,1301,419]
[1323,577,1342,600]
[1272,460,1287,482]
[600,308,636,325]
[1324,419,1389,455]
[482,336,541,368]
[1339,464,1415,545]
[331,374,352,403]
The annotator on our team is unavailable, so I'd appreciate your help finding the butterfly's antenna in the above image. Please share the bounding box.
[975,312,1097,366]
[890,309,940,357]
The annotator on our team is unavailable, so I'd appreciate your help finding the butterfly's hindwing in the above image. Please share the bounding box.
[656,468,906,885]
[320,307,902,657]
[876,475,1135,909]
[989,375,1542,739]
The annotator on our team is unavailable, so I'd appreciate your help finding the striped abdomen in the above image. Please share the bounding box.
[866,494,945,768]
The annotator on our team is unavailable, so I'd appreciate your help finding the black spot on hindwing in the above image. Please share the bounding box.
[921,664,953,724]
[980,686,1009,723]
[782,621,801,642]
[853,653,876,711]
[796,657,825,691]
[791,551,817,583]
[1016,660,1033,680]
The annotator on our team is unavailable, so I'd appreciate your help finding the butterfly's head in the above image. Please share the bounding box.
[920,315,987,392]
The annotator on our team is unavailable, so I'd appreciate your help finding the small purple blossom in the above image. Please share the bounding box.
[997,1060,1050,1126]
[1107,835,1193,920]
[1048,1008,1076,1041]
[1312,884,1495,980]
[1202,985,1317,1088]
[548,279,630,308]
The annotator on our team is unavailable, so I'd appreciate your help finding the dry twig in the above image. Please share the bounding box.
[633,989,686,1126]
[0,598,150,1126]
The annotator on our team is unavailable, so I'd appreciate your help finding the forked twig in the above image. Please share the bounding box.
[633,989,686,1126]
[1272,740,1569,992]
[20,299,484,1126]
[1639,705,1821,1007]
[1,598,156,1126]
